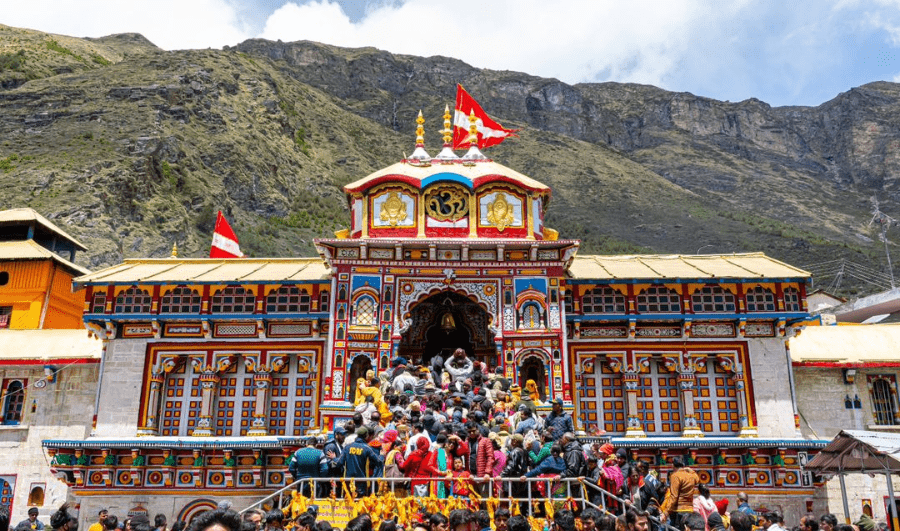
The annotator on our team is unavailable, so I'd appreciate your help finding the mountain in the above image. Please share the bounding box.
[1,24,898,296]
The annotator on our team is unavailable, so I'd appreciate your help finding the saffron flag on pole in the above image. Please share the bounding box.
[452,84,518,150]
[210,211,244,258]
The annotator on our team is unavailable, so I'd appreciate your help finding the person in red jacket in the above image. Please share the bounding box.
[401,437,433,497]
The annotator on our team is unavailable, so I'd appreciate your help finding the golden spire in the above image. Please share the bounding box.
[468,110,479,146]
[170,242,178,258]
[442,105,453,146]
[415,110,425,148]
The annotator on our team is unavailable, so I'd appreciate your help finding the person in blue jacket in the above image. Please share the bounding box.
[327,426,384,496]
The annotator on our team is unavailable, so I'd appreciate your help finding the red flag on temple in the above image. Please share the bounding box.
[452,84,518,150]
[209,211,244,258]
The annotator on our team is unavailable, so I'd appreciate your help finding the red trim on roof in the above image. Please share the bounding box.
[0,358,99,366]
[344,174,421,194]
[472,174,549,194]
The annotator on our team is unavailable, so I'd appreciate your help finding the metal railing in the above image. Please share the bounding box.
[241,475,675,531]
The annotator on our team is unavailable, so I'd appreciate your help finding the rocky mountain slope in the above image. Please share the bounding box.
[1,24,899,295]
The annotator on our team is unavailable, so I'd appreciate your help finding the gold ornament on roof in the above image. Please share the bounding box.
[487,192,515,232]
[468,110,479,146]
[415,110,425,147]
[170,242,178,257]
[424,184,469,221]
[379,191,408,227]
[442,105,453,145]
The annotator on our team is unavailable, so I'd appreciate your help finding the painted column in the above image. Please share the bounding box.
[733,360,758,437]
[624,371,646,438]
[247,371,271,436]
[679,370,704,438]
[193,371,219,437]
[137,372,164,436]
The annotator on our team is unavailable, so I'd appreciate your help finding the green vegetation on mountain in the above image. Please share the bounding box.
[0,25,897,296]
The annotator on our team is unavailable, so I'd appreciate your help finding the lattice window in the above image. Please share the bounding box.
[600,364,626,434]
[870,375,899,426]
[211,286,255,314]
[352,295,377,326]
[637,286,681,313]
[214,360,254,437]
[2,379,25,425]
[160,286,201,313]
[564,290,574,314]
[320,290,330,311]
[694,360,740,434]
[783,287,801,312]
[691,286,735,313]
[745,286,776,312]
[269,356,318,436]
[636,361,681,434]
[161,360,201,436]
[520,302,543,329]
[91,292,107,314]
[115,286,151,314]
[582,287,626,314]
[266,286,311,313]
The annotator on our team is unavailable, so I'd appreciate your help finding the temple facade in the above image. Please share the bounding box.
[43,132,827,523]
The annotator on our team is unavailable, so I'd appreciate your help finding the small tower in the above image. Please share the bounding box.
[462,110,486,160]
[433,105,459,161]
[408,110,431,161]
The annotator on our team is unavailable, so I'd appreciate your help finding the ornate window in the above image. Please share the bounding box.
[161,359,202,436]
[636,360,682,434]
[563,290,573,314]
[211,286,255,314]
[160,286,201,313]
[115,286,151,314]
[783,287,801,312]
[91,292,107,314]
[352,295,377,326]
[214,358,255,437]
[693,359,740,434]
[2,379,25,425]
[266,286,311,313]
[691,286,735,313]
[582,287,626,314]
[869,375,899,426]
[636,286,681,313]
[745,286,776,312]
[519,302,544,329]
[319,290,330,311]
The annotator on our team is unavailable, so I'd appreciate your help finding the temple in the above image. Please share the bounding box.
[42,111,826,523]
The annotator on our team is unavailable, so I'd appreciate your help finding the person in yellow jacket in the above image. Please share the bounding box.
[660,458,700,531]
[87,509,108,531]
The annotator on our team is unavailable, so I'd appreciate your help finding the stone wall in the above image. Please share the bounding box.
[746,337,799,438]
[0,362,99,524]
[824,473,900,524]
[76,494,260,530]
[93,338,148,437]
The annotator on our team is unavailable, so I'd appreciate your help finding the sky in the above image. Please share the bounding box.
[5,0,900,107]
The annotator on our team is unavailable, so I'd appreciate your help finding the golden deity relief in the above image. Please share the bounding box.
[487,192,515,231]
[379,191,408,227]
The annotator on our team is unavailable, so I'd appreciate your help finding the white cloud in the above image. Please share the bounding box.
[3,0,251,50]
[258,0,750,90]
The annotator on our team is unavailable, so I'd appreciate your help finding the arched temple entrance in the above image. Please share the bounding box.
[519,353,548,401]
[398,291,496,367]
[347,355,372,402]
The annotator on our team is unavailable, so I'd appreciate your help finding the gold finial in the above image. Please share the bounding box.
[415,110,425,148]
[468,110,478,146]
[170,242,178,258]
[442,105,453,146]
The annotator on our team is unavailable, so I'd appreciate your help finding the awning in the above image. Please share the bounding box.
[805,429,900,474]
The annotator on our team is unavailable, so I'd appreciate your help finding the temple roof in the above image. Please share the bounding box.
[74,257,331,286]
[0,239,91,276]
[0,207,87,250]
[790,323,900,365]
[568,252,810,280]
[0,329,101,361]
[343,159,551,196]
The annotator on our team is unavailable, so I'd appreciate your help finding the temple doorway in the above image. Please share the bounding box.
[398,290,496,369]
[519,356,547,401]
[347,355,372,401]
